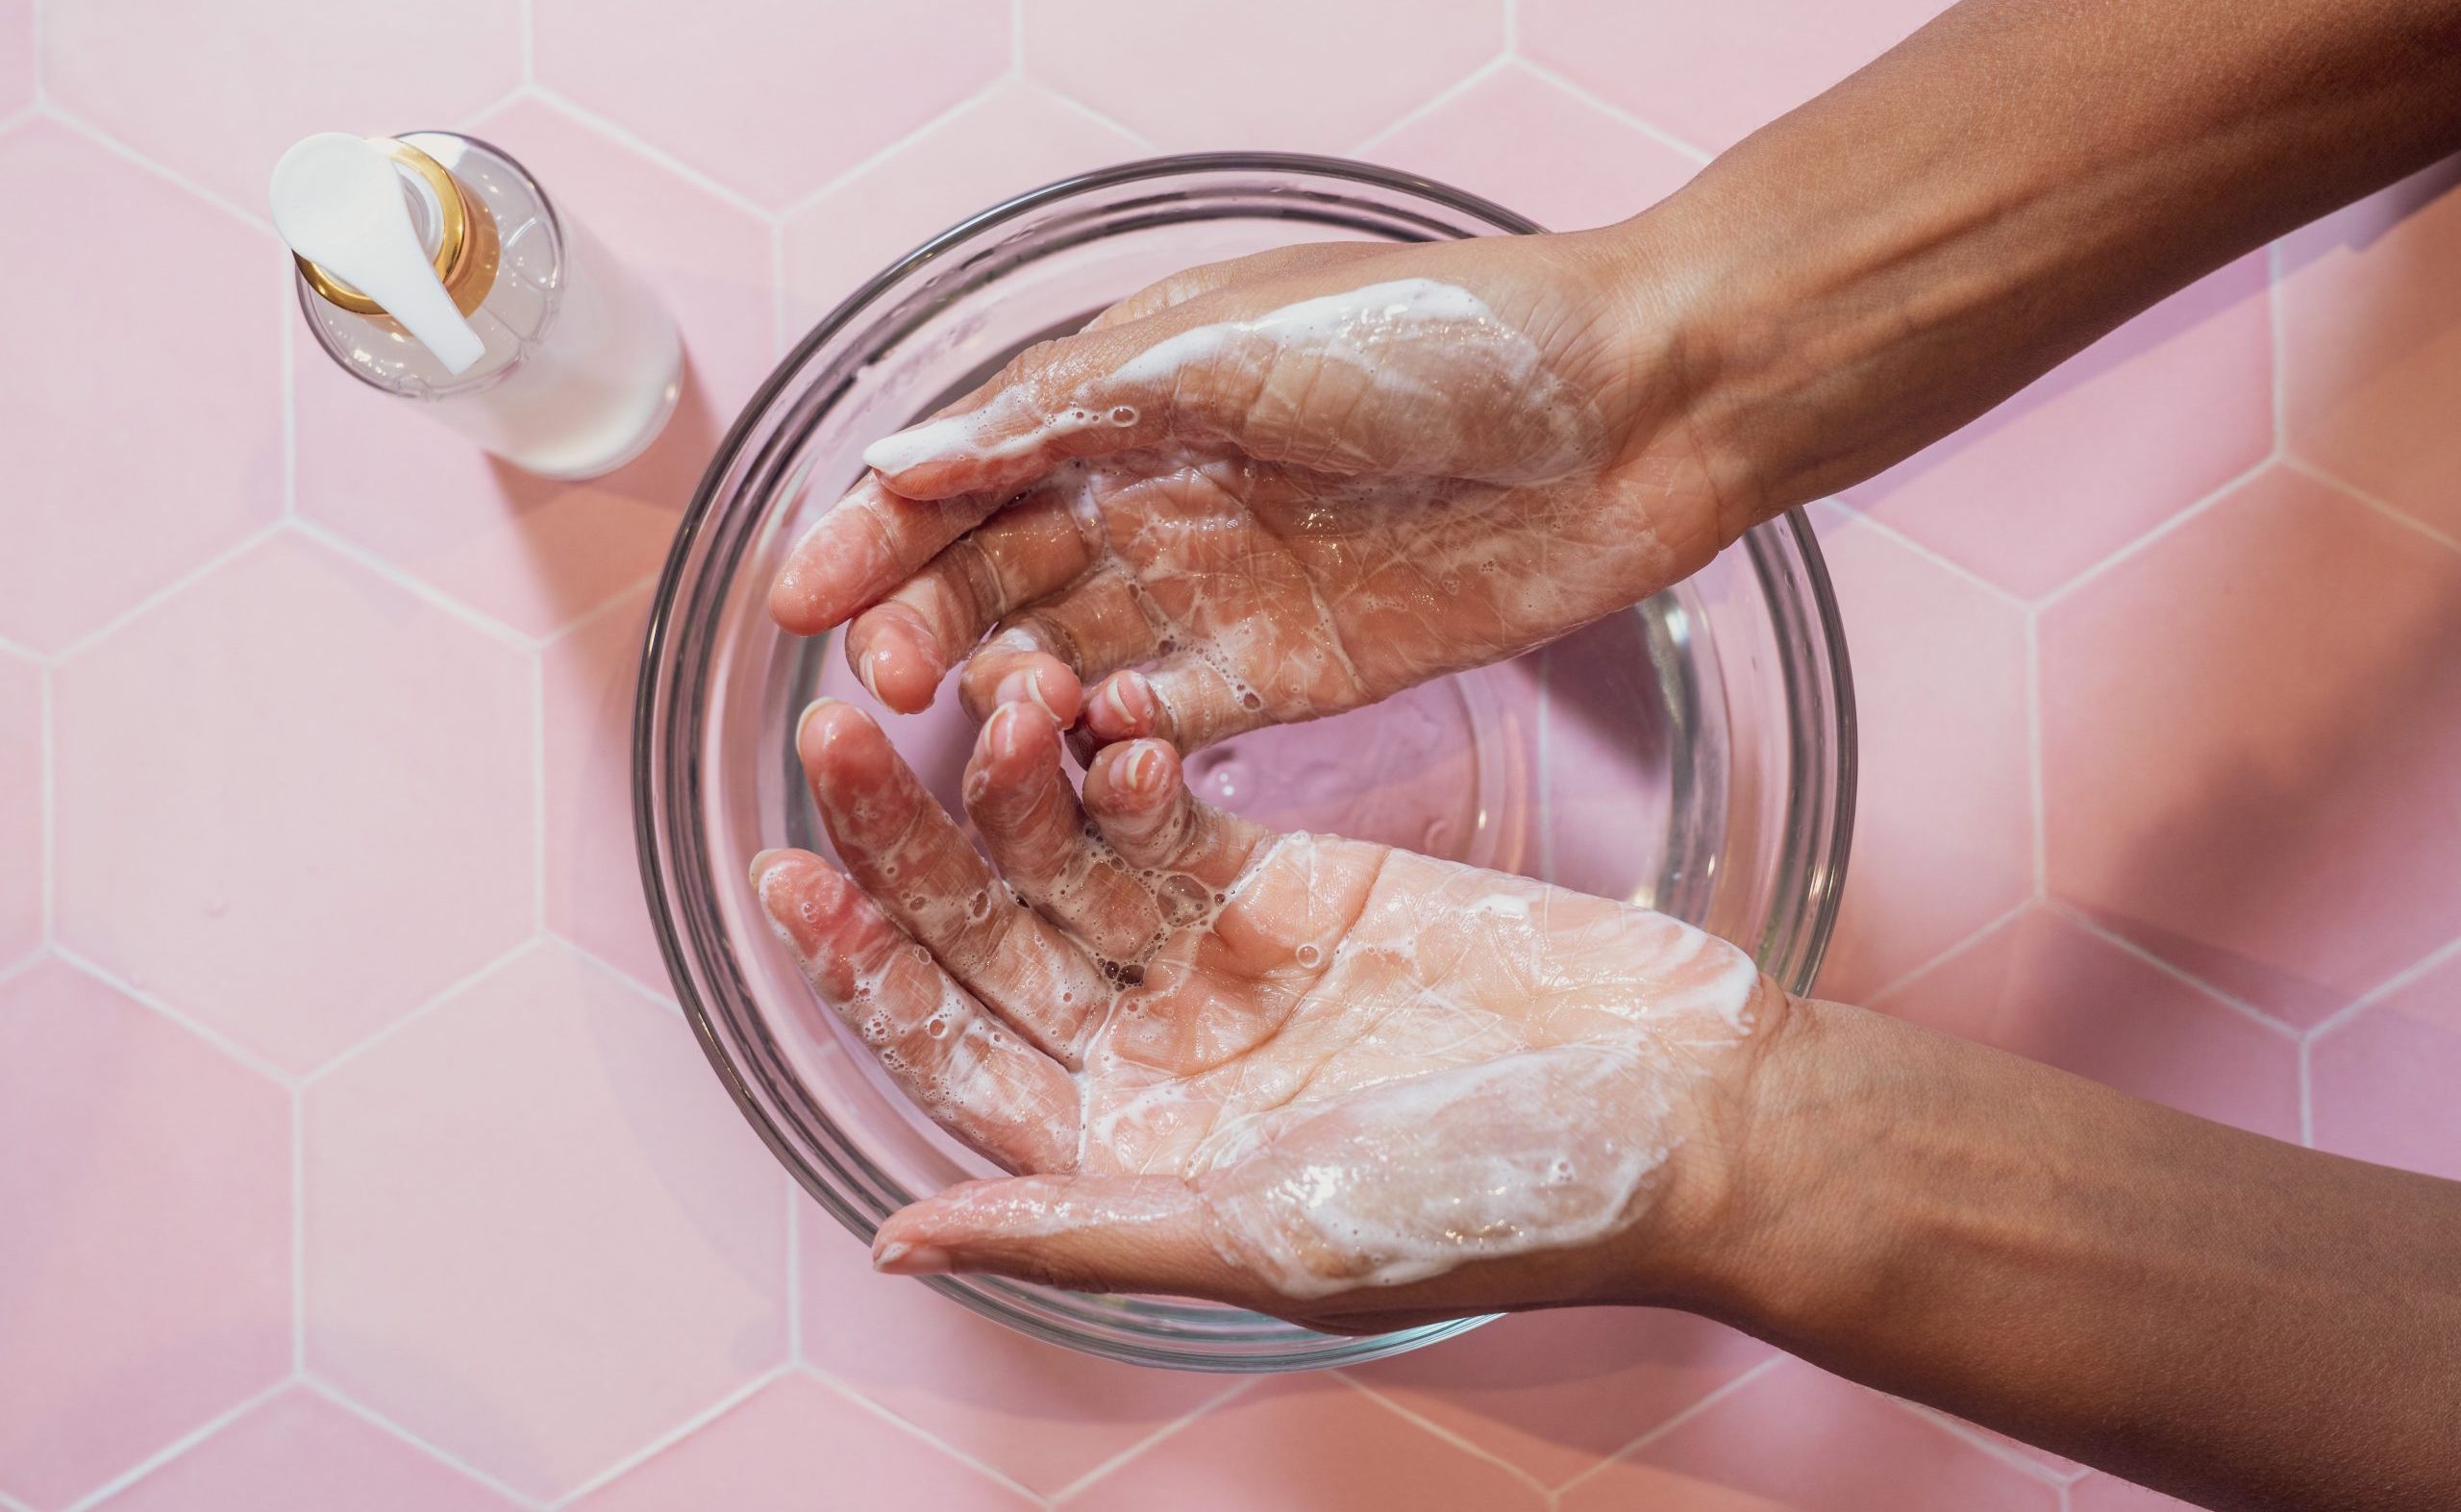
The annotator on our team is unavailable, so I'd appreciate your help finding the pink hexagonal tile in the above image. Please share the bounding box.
[2041,465,2461,1026]
[90,1390,521,1512]
[0,960,288,1511]
[1871,906,2299,1139]
[1807,511,2033,1003]
[2310,950,2461,1181]
[53,533,534,1073]
[305,942,786,1501]
[0,652,38,971]
[42,0,518,209]
[1349,1308,1772,1488]
[1069,1376,1544,1512]
[1844,253,2273,599]
[796,1202,1236,1496]
[782,83,1144,335]
[1026,0,1502,154]
[1562,1360,2059,1512]
[1519,0,1950,155]
[0,0,31,116]
[544,587,662,989]
[574,1374,1032,1511]
[2279,160,2461,538]
[295,96,770,639]
[534,0,1008,211]
[1366,62,1698,233]
[2069,1472,2201,1510]
[0,121,279,655]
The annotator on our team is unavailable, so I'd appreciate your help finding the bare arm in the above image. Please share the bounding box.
[1643,0,2461,533]
[1672,999,2461,1512]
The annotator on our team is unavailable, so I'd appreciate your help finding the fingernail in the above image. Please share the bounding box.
[1121,744,1156,795]
[857,649,883,701]
[796,697,836,749]
[861,413,974,477]
[994,667,1058,720]
[873,1241,955,1276]
[748,848,787,888]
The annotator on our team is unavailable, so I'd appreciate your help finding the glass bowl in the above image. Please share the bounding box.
[636,155,1855,1372]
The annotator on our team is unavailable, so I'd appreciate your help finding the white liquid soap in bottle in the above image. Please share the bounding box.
[271,132,684,481]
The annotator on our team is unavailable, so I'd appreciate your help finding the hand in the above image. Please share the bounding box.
[767,233,1733,753]
[751,697,1788,1329]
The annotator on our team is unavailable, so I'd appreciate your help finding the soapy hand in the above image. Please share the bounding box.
[752,697,1783,1326]
[769,235,1727,753]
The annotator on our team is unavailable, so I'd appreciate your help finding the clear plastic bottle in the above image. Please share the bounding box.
[286,132,684,481]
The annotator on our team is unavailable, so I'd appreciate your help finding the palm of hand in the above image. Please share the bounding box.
[756,697,1767,1315]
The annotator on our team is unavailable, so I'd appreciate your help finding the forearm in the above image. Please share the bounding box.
[1680,997,2461,1511]
[1616,0,2461,533]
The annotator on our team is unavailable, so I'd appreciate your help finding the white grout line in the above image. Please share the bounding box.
[1034,82,1159,155]
[1554,1355,1782,1499]
[0,953,43,992]
[51,943,299,1086]
[1349,54,1514,157]
[525,86,777,224]
[539,575,659,646]
[1515,58,1715,166]
[300,1379,551,1510]
[41,104,274,235]
[277,260,298,520]
[1858,896,2032,1010]
[1045,1376,1258,1506]
[2038,900,2301,1040]
[285,517,540,652]
[37,664,54,945]
[0,1487,33,1512]
[2032,455,2275,612]
[800,1365,1056,1507]
[291,1084,308,1371]
[2298,1035,2317,1148]
[1895,1398,2084,1486]
[775,87,997,223]
[562,935,683,1018]
[2302,930,2461,1044]
[2024,608,2048,896]
[2278,453,2461,559]
[1331,1370,1554,1499]
[531,651,550,933]
[298,936,542,1084]
[47,519,288,664]
[1504,0,1520,54]
[770,219,792,361]
[550,1365,789,1506]
[783,1182,805,1364]
[2267,237,2290,449]
[0,103,37,136]
[60,1376,294,1512]
[1839,508,2032,614]
[0,630,48,665]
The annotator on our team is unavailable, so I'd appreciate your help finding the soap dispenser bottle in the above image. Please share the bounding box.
[271,131,684,481]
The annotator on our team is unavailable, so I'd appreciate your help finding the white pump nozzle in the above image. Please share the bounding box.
[271,133,486,376]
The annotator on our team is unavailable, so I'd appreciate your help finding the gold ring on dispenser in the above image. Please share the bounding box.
[296,137,500,319]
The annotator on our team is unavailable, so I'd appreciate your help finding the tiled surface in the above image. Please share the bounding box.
[3,7,2457,1510]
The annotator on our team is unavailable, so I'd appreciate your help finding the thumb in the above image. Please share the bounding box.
[871,1173,1251,1301]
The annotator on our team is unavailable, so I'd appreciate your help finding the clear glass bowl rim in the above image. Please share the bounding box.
[634,151,1858,1372]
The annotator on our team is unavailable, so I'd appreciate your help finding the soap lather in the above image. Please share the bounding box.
[272,132,683,481]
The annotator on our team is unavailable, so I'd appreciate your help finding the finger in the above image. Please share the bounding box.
[839,489,1104,712]
[872,1174,1252,1302]
[963,702,1161,966]
[769,474,1010,636]
[956,570,1163,721]
[799,699,1109,1062]
[751,849,1078,1174]
[1081,739,1269,886]
[1081,662,1273,755]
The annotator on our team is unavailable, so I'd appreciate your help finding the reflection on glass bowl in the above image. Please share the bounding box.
[636,155,1854,1372]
